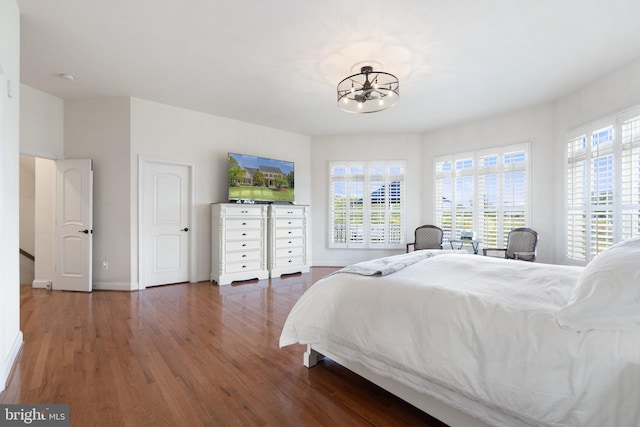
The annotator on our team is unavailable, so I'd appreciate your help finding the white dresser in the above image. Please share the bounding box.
[267,205,310,278]
[210,203,269,286]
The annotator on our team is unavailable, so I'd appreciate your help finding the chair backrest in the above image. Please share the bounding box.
[506,228,538,260]
[413,225,444,250]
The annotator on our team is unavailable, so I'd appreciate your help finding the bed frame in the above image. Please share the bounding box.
[304,344,493,427]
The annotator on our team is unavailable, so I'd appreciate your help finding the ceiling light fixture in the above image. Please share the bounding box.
[337,65,399,114]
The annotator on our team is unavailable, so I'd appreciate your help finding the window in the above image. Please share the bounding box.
[434,142,530,246]
[329,160,405,249]
[567,106,640,262]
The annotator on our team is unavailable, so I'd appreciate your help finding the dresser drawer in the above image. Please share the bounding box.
[275,256,304,268]
[275,228,303,238]
[271,206,302,217]
[275,237,303,248]
[226,240,261,251]
[226,250,262,263]
[226,229,262,240]
[225,260,263,274]
[226,218,262,229]
[275,246,304,258]
[223,206,265,217]
[275,218,303,228]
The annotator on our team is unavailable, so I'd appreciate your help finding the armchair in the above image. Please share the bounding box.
[482,228,538,261]
[406,225,444,253]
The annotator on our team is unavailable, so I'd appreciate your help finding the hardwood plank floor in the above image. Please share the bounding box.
[1,269,448,427]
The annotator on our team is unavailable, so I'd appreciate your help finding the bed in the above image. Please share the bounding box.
[280,240,640,427]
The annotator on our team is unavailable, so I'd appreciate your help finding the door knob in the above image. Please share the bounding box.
[181,227,189,232]
[79,229,89,234]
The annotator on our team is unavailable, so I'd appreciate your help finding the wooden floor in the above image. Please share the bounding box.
[1,268,448,427]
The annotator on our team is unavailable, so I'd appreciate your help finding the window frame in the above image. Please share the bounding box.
[434,141,531,247]
[328,160,406,249]
[566,105,640,264]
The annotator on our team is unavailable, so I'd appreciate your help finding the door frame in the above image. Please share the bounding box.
[138,155,196,290]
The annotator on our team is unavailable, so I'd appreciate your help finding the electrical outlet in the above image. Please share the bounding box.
[46,281,52,290]
[102,260,109,270]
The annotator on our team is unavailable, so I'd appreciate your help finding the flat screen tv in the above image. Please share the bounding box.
[228,152,295,203]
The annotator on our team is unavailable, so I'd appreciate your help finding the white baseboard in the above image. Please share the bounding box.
[1,330,23,393]
[92,281,137,291]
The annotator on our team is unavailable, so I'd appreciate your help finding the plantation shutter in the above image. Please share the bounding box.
[478,154,499,247]
[369,162,386,246]
[329,162,349,246]
[382,163,405,246]
[502,150,528,246]
[348,163,365,247]
[435,161,453,241]
[589,126,615,258]
[454,158,474,238]
[567,134,587,261]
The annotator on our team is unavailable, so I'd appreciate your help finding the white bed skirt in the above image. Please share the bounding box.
[305,344,499,427]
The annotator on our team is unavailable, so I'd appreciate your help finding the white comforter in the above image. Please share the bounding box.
[280,254,640,427]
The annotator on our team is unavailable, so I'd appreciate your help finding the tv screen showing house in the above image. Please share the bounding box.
[228,153,295,203]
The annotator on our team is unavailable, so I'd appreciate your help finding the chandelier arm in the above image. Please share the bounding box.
[347,76,363,86]
[371,89,390,97]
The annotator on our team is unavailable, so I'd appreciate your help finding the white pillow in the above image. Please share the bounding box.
[556,237,640,331]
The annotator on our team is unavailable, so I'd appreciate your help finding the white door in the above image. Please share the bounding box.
[55,159,93,292]
[144,161,191,287]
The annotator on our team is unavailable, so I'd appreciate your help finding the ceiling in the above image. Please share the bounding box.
[17,0,640,137]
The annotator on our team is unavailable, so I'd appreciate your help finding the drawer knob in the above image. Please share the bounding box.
[242,254,247,258]
[288,241,292,244]
[242,233,247,236]
[242,265,247,268]
[242,243,247,247]
[242,222,247,226]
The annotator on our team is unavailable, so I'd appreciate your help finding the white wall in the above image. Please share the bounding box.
[310,134,423,266]
[422,104,556,263]
[0,0,22,393]
[64,97,133,290]
[19,84,64,159]
[130,98,312,283]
